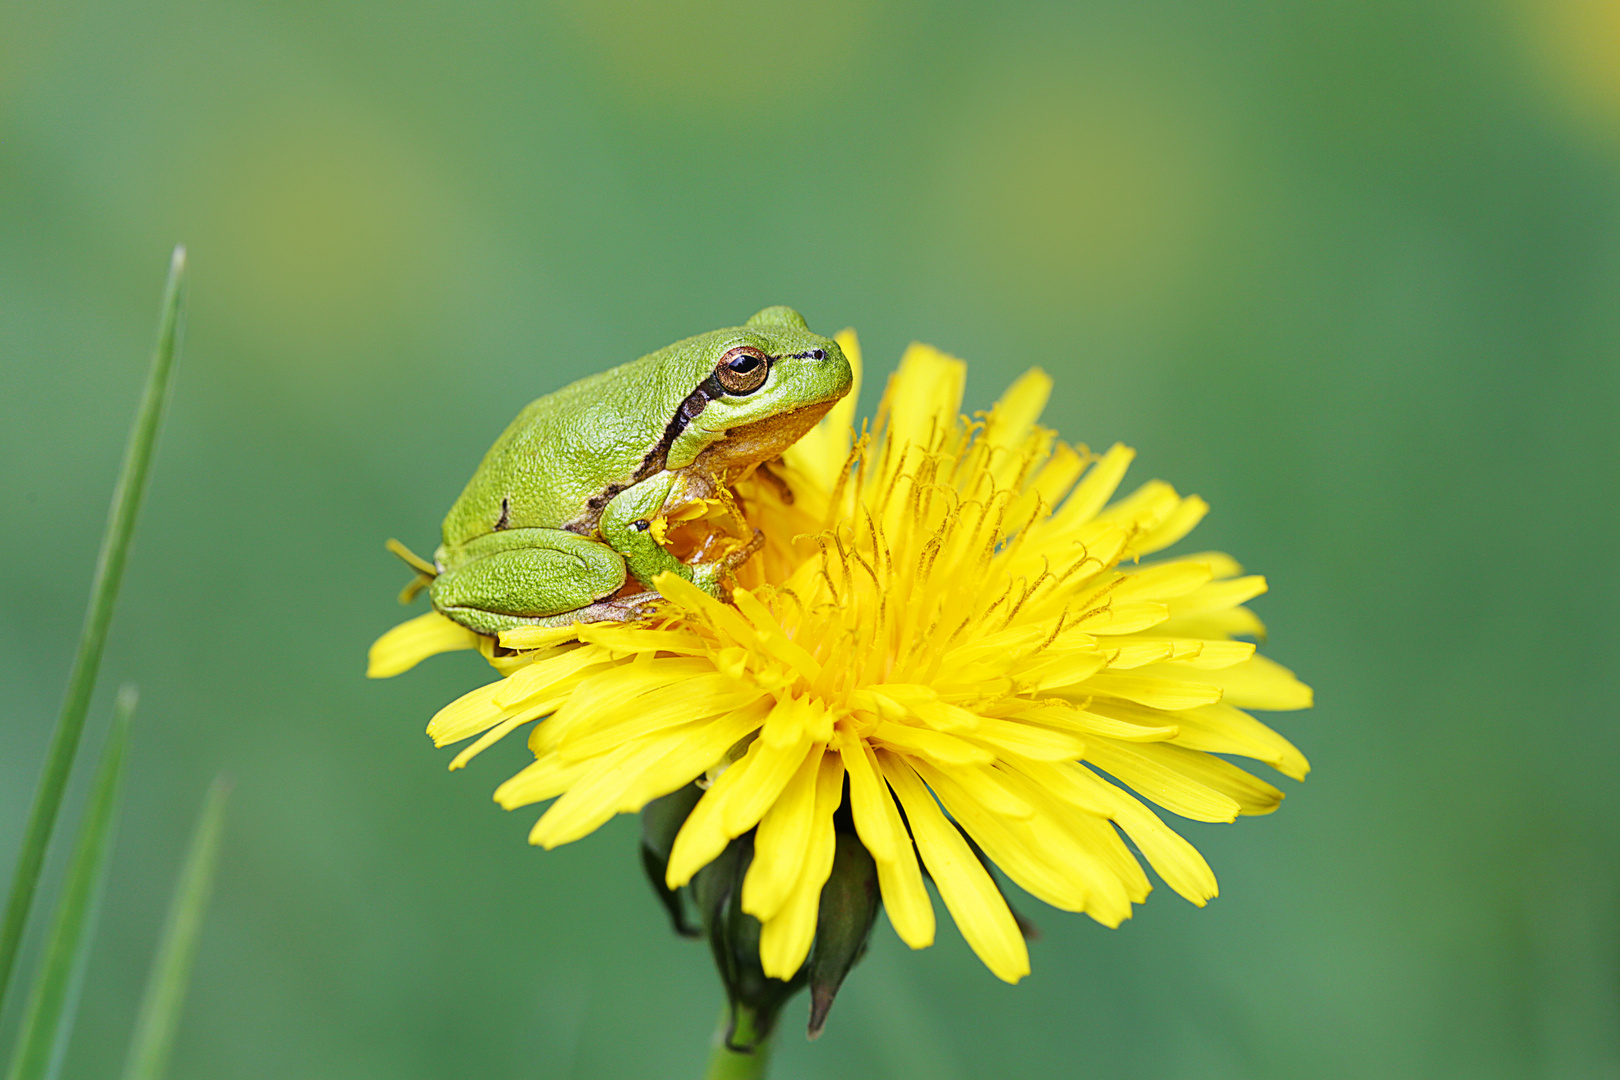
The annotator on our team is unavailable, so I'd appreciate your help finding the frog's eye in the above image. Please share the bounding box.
[715,346,770,395]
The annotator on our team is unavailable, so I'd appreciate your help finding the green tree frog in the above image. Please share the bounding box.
[418,306,852,636]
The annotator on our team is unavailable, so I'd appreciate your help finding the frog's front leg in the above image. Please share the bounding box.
[429,527,643,637]
[602,474,758,600]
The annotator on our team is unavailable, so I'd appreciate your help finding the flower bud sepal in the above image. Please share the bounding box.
[691,833,806,1051]
[806,829,881,1039]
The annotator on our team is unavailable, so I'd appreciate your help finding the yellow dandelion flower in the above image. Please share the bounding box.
[371,331,1312,987]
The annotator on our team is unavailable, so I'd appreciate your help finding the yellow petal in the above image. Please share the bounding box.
[661,717,810,886]
[985,368,1052,445]
[491,754,594,809]
[997,759,1112,815]
[1017,649,1110,694]
[838,733,934,948]
[1171,702,1311,780]
[839,730,904,863]
[447,695,564,769]
[828,328,864,441]
[528,736,686,847]
[1089,778,1218,904]
[1081,672,1224,711]
[879,751,1029,983]
[1156,607,1267,640]
[1166,576,1269,618]
[1110,561,1215,603]
[574,624,710,656]
[655,571,766,652]
[1132,495,1209,555]
[536,660,727,754]
[991,765,1149,921]
[612,700,771,812]
[555,681,765,762]
[1124,637,1257,670]
[931,762,1035,820]
[662,742,758,886]
[874,839,936,950]
[1113,741,1286,815]
[1011,703,1176,743]
[756,753,845,978]
[427,679,513,747]
[1049,443,1135,530]
[963,715,1088,762]
[878,343,966,465]
[872,720,996,766]
[1155,654,1313,711]
[731,589,823,684]
[367,611,479,678]
[1155,550,1243,579]
[497,623,584,651]
[493,643,619,708]
[1096,641,1177,669]
[719,731,816,836]
[1095,480,1183,536]
[1080,740,1242,822]
[743,750,826,922]
[915,759,1115,917]
[1066,602,1171,637]
[1027,441,1085,512]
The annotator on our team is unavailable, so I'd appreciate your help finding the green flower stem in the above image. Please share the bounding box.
[0,246,184,1017]
[703,1005,773,1080]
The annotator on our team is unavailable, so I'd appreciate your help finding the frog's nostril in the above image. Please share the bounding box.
[809,348,826,360]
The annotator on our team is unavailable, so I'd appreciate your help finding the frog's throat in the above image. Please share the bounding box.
[675,398,840,481]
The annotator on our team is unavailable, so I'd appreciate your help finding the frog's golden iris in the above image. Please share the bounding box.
[370,329,1312,988]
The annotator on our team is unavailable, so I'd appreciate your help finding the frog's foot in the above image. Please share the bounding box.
[460,599,660,639]
[720,527,765,571]
[430,526,629,637]
[567,593,664,624]
[386,538,438,604]
[687,529,765,597]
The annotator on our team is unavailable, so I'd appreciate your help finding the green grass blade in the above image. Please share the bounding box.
[4,689,134,1080]
[0,246,185,1015]
[120,777,229,1080]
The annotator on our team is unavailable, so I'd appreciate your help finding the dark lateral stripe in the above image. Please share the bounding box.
[564,350,820,533]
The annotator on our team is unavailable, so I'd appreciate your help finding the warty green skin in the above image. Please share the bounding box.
[429,306,852,636]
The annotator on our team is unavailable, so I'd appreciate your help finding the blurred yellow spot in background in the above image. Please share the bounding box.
[554,0,880,116]
[933,57,1223,324]
[1518,0,1620,139]
[196,96,465,379]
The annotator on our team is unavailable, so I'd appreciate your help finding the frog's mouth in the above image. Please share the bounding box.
[686,398,841,481]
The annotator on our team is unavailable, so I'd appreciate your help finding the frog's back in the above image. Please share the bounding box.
[439,351,691,549]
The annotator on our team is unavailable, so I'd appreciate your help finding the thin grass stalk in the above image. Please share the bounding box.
[4,690,134,1080]
[120,777,229,1080]
[0,247,185,1014]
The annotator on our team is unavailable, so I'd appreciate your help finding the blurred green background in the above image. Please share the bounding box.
[3,0,1618,1077]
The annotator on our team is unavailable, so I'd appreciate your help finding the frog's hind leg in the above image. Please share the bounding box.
[429,527,631,637]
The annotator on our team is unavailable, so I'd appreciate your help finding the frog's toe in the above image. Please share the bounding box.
[720,529,766,571]
[568,594,664,624]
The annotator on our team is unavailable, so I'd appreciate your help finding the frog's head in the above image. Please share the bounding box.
[665,306,854,471]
